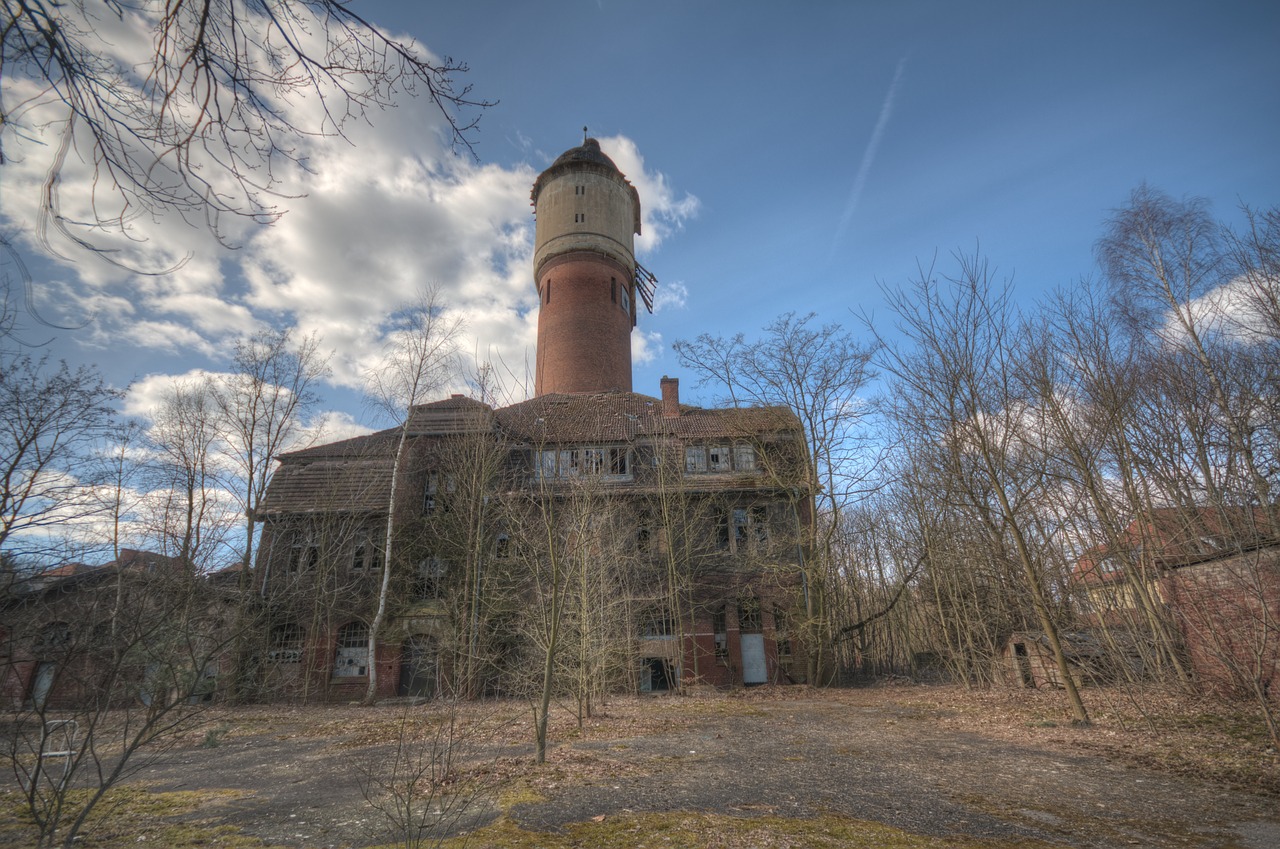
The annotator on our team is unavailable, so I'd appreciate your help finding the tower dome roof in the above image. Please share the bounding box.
[549,138,620,172]
[532,137,638,208]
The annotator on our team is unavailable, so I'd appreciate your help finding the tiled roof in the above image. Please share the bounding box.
[1073,506,1280,584]
[257,428,396,516]
[496,392,801,445]
[257,391,805,516]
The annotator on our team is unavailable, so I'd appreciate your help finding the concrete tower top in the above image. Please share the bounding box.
[531,138,642,241]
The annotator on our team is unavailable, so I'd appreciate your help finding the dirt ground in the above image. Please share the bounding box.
[4,683,1279,848]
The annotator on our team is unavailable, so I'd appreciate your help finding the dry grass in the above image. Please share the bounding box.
[858,681,1280,795]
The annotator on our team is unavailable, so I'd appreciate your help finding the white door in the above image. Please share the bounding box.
[740,633,767,685]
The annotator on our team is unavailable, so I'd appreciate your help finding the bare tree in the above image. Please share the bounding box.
[0,351,118,557]
[362,288,462,704]
[212,328,330,574]
[877,255,1091,724]
[1,0,492,257]
[356,702,507,849]
[4,554,234,848]
[148,378,232,568]
[675,313,879,684]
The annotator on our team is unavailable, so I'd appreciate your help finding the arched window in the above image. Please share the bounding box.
[333,622,369,677]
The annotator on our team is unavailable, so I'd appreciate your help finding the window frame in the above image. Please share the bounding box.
[333,622,369,678]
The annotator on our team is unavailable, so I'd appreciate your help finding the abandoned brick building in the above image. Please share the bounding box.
[251,138,814,701]
[1066,507,1280,700]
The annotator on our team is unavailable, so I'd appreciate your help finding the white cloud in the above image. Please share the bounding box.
[632,329,665,366]
[2,8,696,417]
[653,280,690,313]
[596,136,700,255]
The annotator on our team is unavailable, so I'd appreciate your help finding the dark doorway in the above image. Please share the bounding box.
[398,635,437,698]
[642,657,674,692]
[1014,642,1034,688]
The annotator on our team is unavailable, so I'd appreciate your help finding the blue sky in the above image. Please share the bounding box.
[5,0,1279,433]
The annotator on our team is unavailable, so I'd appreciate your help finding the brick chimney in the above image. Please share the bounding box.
[660,376,679,418]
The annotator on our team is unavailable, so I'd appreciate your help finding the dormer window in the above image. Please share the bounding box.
[685,443,758,475]
[534,446,632,480]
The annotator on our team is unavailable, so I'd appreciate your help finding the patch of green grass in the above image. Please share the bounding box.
[202,723,232,748]
[0,785,257,849]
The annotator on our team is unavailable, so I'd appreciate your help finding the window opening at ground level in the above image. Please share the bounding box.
[333,622,369,677]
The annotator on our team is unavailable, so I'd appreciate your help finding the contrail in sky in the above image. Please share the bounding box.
[831,54,909,258]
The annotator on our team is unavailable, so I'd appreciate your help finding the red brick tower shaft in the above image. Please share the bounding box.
[532,138,641,395]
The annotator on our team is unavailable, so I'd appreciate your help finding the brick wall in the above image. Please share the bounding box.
[1160,547,1280,701]
[535,251,635,395]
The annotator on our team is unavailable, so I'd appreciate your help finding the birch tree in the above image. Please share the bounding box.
[362,288,462,704]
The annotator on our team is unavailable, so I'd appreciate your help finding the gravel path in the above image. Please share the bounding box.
[119,692,1280,848]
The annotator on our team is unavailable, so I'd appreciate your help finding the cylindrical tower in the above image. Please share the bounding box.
[531,137,641,395]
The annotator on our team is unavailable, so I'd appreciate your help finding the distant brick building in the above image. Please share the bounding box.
[1070,507,1280,700]
[250,138,814,701]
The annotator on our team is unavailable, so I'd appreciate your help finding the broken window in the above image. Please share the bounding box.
[535,446,631,479]
[738,595,762,632]
[352,532,383,572]
[36,622,72,656]
[495,533,511,559]
[289,534,320,573]
[581,447,605,475]
[559,449,580,477]
[267,622,304,664]
[733,508,749,549]
[751,505,770,546]
[423,471,456,515]
[639,608,675,639]
[413,557,448,600]
[333,622,369,677]
[686,443,758,475]
[716,511,731,550]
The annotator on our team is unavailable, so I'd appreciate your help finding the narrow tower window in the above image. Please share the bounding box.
[545,279,551,303]
[575,185,584,195]
[611,278,617,303]
[574,213,585,223]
